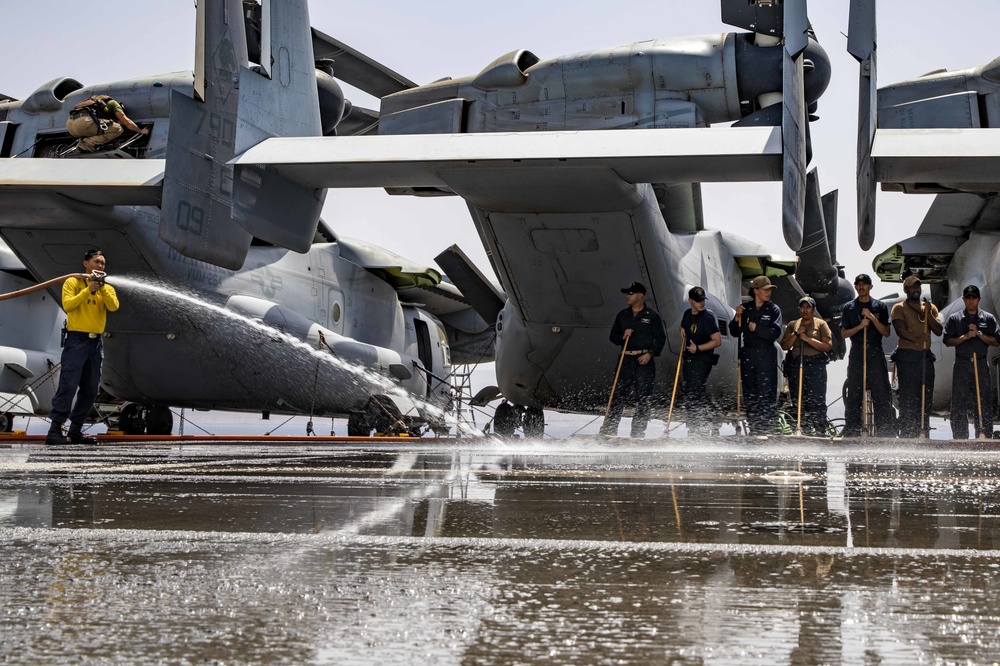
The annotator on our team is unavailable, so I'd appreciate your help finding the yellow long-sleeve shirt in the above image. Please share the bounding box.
[62,277,119,334]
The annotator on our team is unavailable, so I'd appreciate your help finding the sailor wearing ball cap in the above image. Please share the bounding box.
[841,273,895,437]
[728,275,783,435]
[679,286,722,435]
[780,295,833,435]
[602,281,667,438]
[943,284,1000,438]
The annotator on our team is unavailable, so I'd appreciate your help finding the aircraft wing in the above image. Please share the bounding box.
[0,159,164,206]
[916,192,1000,238]
[336,236,441,285]
[873,129,1000,187]
[311,29,417,98]
[230,127,783,191]
[397,281,476,315]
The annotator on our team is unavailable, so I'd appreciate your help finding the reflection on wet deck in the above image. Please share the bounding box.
[3,443,999,551]
[2,440,999,664]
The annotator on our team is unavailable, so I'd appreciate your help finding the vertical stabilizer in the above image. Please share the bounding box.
[232,0,325,253]
[161,0,253,270]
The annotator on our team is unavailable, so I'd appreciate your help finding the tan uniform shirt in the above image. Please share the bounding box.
[891,300,940,351]
[784,317,832,358]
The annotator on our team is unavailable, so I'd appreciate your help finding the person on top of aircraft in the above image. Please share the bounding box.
[891,275,942,438]
[601,281,666,439]
[780,296,833,436]
[46,249,120,445]
[943,284,999,439]
[66,94,149,153]
[841,273,895,438]
[729,276,782,436]
[679,286,721,436]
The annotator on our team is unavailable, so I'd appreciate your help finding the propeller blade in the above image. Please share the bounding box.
[434,245,506,326]
[781,0,809,251]
[797,168,855,325]
[822,188,839,264]
[798,168,838,293]
[848,0,878,250]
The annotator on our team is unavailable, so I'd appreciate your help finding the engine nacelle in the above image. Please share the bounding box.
[19,77,82,114]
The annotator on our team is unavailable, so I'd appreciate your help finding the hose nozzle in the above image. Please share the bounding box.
[89,270,107,284]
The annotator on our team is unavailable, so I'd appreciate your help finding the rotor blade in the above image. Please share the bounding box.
[781,19,807,250]
[822,188,839,264]
[849,0,878,250]
[797,168,854,322]
[434,245,506,326]
[797,168,837,293]
[311,28,417,99]
[784,0,809,58]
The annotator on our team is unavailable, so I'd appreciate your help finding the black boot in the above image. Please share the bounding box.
[46,422,70,446]
[67,424,98,445]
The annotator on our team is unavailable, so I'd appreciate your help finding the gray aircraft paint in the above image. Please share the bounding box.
[0,0,492,429]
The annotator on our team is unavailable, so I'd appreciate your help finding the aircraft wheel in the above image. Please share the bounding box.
[119,403,146,435]
[523,406,545,438]
[493,402,519,437]
[145,405,173,435]
[347,412,371,437]
[0,412,12,433]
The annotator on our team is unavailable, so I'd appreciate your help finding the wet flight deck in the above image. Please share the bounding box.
[2,436,999,664]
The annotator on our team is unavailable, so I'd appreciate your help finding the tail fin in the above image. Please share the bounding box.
[231,0,325,253]
[161,0,252,270]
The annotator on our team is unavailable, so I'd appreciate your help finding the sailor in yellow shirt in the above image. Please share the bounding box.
[46,250,120,445]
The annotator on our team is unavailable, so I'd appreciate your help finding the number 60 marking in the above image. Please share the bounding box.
[176,201,204,235]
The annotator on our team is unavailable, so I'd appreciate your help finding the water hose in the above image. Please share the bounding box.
[0,273,91,302]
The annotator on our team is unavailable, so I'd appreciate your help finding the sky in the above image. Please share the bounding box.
[2,0,998,404]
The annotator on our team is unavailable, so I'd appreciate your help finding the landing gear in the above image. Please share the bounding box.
[347,411,371,437]
[119,403,146,435]
[490,402,545,438]
[493,402,520,437]
[523,406,545,438]
[145,405,173,435]
[347,395,422,437]
[117,403,173,435]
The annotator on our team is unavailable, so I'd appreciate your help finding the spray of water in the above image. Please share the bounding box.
[107,275,487,438]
